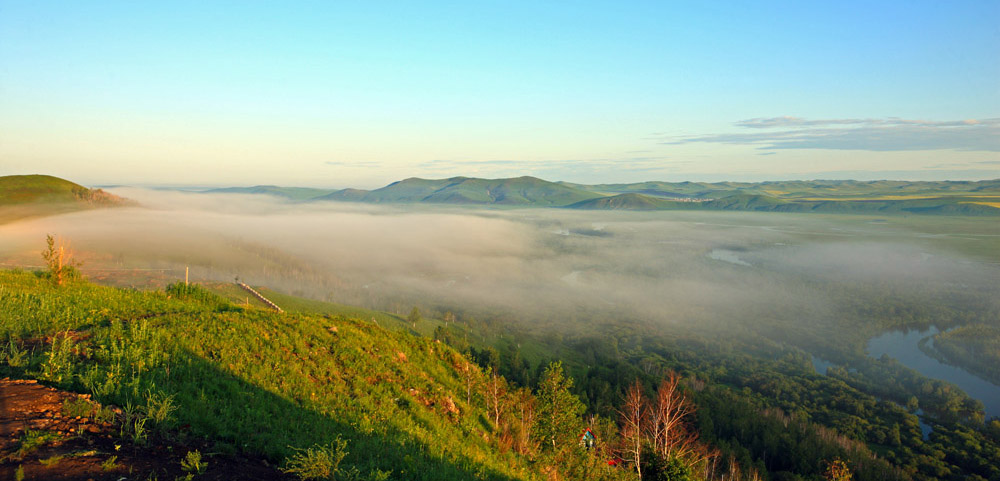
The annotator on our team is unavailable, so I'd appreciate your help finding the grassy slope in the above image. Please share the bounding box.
[196,176,1000,214]
[0,270,540,481]
[203,186,338,201]
[315,188,371,202]
[358,176,602,206]
[0,174,129,224]
[567,179,1000,199]
[0,174,86,204]
[204,282,427,333]
[566,193,683,210]
[337,177,1000,214]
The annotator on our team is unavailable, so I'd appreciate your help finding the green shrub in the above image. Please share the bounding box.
[41,332,77,385]
[145,389,177,426]
[181,449,208,475]
[2,339,29,368]
[40,234,81,286]
[101,455,120,471]
[282,437,349,480]
[121,402,149,445]
[62,397,95,418]
[165,282,236,311]
[17,429,59,458]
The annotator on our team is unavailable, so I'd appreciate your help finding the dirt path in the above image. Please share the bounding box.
[1,378,289,480]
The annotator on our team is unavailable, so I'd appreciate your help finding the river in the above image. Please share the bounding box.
[866,327,1000,420]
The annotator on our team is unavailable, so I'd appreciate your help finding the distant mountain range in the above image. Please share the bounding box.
[3,174,998,217]
[203,176,1000,216]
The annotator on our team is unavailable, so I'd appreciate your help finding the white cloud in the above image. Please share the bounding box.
[668,117,1000,152]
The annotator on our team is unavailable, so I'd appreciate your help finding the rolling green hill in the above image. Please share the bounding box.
[565,178,1000,200]
[0,271,547,480]
[203,185,338,201]
[198,176,1000,215]
[0,174,130,223]
[566,193,682,210]
[314,187,371,202]
[0,174,124,205]
[358,176,602,206]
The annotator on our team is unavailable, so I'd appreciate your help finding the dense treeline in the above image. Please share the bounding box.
[931,325,1000,386]
[435,308,1000,480]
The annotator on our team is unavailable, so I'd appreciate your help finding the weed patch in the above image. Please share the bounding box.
[61,397,95,418]
[15,429,59,459]
[282,438,348,480]
[180,449,208,475]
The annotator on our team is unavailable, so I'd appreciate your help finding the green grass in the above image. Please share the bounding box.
[196,175,1000,215]
[351,176,602,206]
[0,269,542,481]
[0,174,129,224]
[101,455,120,471]
[203,186,337,201]
[0,174,83,204]
[62,397,96,418]
[204,282,450,337]
[14,430,60,459]
[39,454,64,467]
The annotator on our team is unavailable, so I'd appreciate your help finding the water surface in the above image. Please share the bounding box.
[867,327,1000,419]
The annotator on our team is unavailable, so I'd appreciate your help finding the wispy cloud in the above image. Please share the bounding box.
[667,117,1000,152]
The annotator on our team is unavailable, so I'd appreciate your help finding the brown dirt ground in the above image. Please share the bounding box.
[1,378,291,481]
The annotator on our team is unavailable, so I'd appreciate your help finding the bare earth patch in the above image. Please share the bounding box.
[1,378,290,480]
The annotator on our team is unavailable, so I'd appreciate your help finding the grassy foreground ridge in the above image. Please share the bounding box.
[0,270,543,480]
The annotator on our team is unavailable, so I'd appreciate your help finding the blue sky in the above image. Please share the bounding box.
[1,1,998,187]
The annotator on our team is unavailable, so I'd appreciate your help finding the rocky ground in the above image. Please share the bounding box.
[0,378,289,481]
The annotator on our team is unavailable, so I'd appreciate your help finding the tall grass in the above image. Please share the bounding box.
[0,269,550,480]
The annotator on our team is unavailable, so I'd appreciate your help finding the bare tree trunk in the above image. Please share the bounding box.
[653,371,695,458]
[486,369,508,427]
[620,380,647,479]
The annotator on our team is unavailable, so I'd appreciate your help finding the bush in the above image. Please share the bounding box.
[283,437,349,480]
[41,234,80,286]
[641,447,693,481]
[41,332,77,386]
[181,450,208,474]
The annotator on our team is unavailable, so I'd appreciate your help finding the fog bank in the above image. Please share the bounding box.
[2,188,997,341]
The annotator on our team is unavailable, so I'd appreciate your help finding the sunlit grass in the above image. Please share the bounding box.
[0,269,542,481]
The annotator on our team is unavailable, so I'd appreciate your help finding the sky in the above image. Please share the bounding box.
[1,1,998,188]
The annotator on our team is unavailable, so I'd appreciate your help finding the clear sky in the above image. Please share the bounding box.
[1,1,998,188]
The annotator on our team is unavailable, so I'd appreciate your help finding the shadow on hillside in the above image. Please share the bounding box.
[166,349,518,481]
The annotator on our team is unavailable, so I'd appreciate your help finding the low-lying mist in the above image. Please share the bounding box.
[2,188,998,346]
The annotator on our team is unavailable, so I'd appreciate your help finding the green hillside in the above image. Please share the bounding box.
[0,174,129,223]
[566,193,681,210]
[0,174,123,205]
[204,185,337,201]
[565,183,1000,215]
[315,188,371,202]
[0,271,625,481]
[198,176,1000,215]
[359,176,601,206]
[566,178,1000,200]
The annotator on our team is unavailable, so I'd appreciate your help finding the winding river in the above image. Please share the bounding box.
[866,327,1000,420]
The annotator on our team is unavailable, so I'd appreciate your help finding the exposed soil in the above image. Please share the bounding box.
[1,378,291,481]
